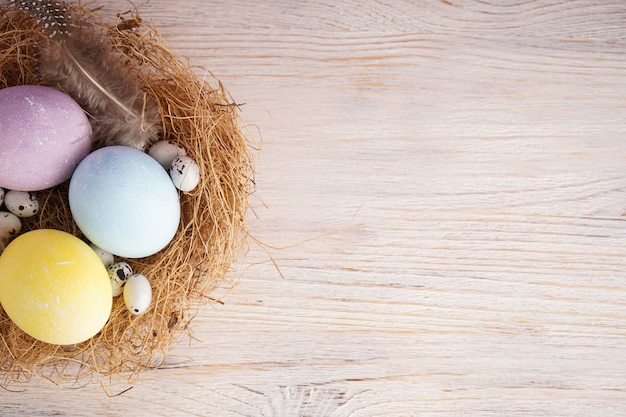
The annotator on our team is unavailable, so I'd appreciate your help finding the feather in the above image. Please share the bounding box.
[9,0,161,150]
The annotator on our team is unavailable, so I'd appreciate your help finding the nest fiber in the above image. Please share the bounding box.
[0,5,253,385]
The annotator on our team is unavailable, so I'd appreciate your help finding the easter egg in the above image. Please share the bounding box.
[169,155,200,192]
[69,146,180,258]
[0,85,92,191]
[123,274,152,315]
[0,229,112,345]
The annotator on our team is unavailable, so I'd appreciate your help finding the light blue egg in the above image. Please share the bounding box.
[69,146,180,258]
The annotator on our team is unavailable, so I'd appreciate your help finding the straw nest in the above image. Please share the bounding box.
[0,4,253,386]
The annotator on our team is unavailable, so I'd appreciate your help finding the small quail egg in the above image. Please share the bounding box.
[107,262,133,297]
[0,211,22,240]
[169,155,200,192]
[0,188,4,206]
[123,274,152,315]
[4,190,38,218]
[148,140,188,169]
[90,243,115,266]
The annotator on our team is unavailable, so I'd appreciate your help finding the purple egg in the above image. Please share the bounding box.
[0,85,92,191]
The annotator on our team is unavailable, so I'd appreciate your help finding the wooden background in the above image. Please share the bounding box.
[2,0,626,415]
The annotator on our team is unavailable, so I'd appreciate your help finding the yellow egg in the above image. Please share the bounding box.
[0,229,112,345]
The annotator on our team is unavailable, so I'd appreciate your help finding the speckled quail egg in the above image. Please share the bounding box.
[3,190,38,218]
[0,211,21,241]
[148,140,188,169]
[107,262,133,297]
[123,274,152,315]
[169,155,200,192]
[90,243,115,266]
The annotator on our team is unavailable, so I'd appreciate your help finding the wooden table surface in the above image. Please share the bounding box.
[2,0,626,415]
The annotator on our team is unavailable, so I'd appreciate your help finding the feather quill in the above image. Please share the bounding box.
[9,0,161,150]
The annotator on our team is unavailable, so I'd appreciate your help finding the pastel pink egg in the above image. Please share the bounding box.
[0,85,92,191]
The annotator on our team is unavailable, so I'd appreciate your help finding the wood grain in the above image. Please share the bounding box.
[2,0,626,415]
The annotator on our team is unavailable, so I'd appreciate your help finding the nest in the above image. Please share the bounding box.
[0,5,253,386]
